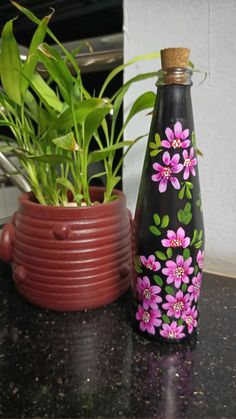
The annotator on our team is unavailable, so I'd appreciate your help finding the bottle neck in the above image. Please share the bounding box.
[156,67,193,86]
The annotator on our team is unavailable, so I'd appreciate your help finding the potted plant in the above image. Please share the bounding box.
[0,2,158,311]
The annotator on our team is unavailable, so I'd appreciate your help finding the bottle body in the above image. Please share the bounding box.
[133,76,205,342]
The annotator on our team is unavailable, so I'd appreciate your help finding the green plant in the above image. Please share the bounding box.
[0,2,159,206]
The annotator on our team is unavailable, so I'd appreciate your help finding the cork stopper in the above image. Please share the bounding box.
[161,47,190,69]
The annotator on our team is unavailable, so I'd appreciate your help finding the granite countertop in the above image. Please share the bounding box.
[0,265,235,418]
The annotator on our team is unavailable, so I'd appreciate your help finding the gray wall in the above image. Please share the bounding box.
[123,0,236,277]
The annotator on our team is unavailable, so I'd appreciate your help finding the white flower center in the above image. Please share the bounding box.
[174,267,185,278]
[143,289,152,300]
[147,263,153,270]
[142,311,150,323]
[172,138,182,148]
[168,330,176,339]
[186,315,193,325]
[173,301,184,312]
[163,167,172,178]
[170,239,183,247]
[194,283,200,292]
[184,158,191,167]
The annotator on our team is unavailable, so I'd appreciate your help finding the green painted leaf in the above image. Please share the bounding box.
[178,318,184,326]
[185,181,193,190]
[149,142,157,149]
[192,131,196,148]
[198,230,203,240]
[181,283,188,292]
[155,133,161,147]
[191,229,198,245]
[185,202,191,213]
[165,286,174,295]
[161,215,169,228]
[183,213,192,225]
[155,251,167,261]
[194,240,203,249]
[1,19,22,104]
[153,213,161,226]
[196,148,203,157]
[162,314,170,324]
[186,188,192,199]
[178,186,185,199]
[183,248,190,260]
[135,266,143,273]
[149,226,161,236]
[153,275,163,286]
[194,265,199,275]
[150,149,162,157]
[166,248,172,258]
[178,209,185,222]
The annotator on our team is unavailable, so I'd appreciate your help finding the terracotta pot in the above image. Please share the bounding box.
[0,187,132,311]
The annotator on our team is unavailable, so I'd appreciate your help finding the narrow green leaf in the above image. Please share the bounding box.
[178,209,185,222]
[1,18,22,104]
[194,240,203,249]
[124,91,156,128]
[192,131,196,148]
[52,132,78,151]
[153,275,163,286]
[191,229,198,245]
[150,149,162,157]
[178,318,184,326]
[149,141,157,149]
[183,248,191,260]
[165,286,174,295]
[21,11,54,95]
[178,186,185,199]
[197,148,203,157]
[88,141,134,164]
[155,133,161,147]
[194,265,199,275]
[162,314,170,324]
[185,202,191,213]
[185,181,193,189]
[56,178,75,196]
[135,266,143,273]
[155,251,167,261]
[186,188,192,199]
[0,145,15,153]
[181,283,188,292]
[99,51,159,97]
[30,72,64,112]
[29,154,71,164]
[183,213,192,225]
[84,107,112,146]
[166,248,172,258]
[153,213,161,226]
[198,230,203,240]
[161,215,169,228]
[149,226,161,236]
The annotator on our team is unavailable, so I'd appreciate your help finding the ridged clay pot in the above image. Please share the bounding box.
[0,187,132,311]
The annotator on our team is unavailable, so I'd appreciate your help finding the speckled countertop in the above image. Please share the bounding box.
[0,265,235,418]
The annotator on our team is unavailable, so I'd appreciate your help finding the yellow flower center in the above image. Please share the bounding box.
[174,267,185,278]
[143,289,151,300]
[170,239,182,247]
[186,315,193,325]
[184,158,191,167]
[173,301,184,312]
[163,167,172,178]
[172,138,182,148]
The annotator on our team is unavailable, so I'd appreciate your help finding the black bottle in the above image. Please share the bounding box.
[133,48,205,342]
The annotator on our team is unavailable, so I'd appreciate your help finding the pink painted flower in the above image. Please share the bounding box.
[162,290,190,318]
[182,305,198,334]
[161,121,190,149]
[160,321,186,340]
[188,272,202,302]
[162,255,194,288]
[196,250,204,269]
[140,255,161,272]
[136,305,162,335]
[152,151,183,193]
[182,147,197,180]
[136,276,162,309]
[161,227,190,249]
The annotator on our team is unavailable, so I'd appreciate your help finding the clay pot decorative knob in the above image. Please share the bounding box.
[53,223,70,240]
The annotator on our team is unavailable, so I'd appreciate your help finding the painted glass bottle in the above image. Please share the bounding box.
[133,48,204,342]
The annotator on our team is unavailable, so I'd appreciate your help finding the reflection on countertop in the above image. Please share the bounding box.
[0,267,235,418]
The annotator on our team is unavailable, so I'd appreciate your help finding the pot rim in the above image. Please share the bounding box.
[17,186,127,219]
